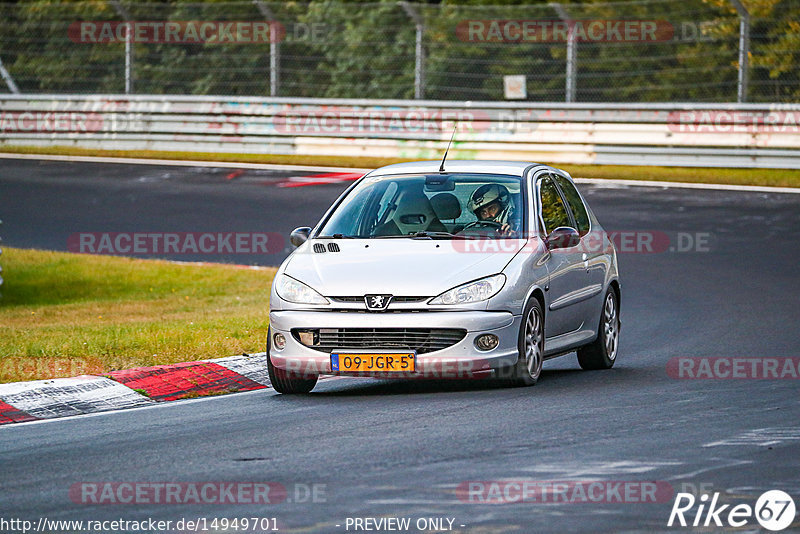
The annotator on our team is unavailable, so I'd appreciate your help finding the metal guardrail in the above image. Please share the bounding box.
[1,95,799,168]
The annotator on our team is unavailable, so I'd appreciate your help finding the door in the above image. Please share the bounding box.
[536,174,586,337]
[552,173,608,326]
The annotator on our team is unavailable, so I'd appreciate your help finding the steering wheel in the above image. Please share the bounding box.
[462,220,504,231]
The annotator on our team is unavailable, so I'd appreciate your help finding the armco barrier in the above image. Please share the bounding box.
[1,95,799,168]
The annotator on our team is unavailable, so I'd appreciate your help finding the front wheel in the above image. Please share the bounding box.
[577,289,620,370]
[267,328,318,394]
[504,297,544,387]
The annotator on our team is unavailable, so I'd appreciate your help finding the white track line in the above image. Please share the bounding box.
[574,177,800,194]
[1,152,798,194]
[0,152,371,173]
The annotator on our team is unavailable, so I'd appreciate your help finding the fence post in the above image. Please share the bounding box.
[728,0,750,103]
[254,0,280,97]
[110,0,133,94]
[550,3,576,103]
[399,1,425,99]
[0,56,19,94]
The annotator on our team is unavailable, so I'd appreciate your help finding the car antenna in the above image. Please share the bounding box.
[439,121,458,173]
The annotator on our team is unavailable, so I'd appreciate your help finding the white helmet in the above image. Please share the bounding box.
[468,183,510,218]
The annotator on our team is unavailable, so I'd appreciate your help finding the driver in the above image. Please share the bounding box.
[467,184,519,236]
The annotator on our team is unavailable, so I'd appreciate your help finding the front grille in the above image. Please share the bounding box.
[291,328,466,354]
[329,296,429,304]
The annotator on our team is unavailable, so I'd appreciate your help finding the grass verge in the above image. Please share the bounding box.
[565,164,800,188]
[0,247,275,384]
[2,145,800,188]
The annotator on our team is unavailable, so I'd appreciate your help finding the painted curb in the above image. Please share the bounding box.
[0,353,271,426]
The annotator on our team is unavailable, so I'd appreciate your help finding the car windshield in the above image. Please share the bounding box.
[318,173,524,239]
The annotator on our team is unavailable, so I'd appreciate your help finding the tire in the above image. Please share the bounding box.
[577,288,620,370]
[504,296,544,387]
[267,327,318,394]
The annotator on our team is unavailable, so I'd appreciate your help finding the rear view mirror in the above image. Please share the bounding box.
[546,227,580,250]
[290,227,312,247]
[424,175,455,192]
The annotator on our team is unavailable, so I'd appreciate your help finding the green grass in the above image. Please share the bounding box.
[0,144,397,170]
[0,247,275,383]
[564,164,800,188]
[3,145,800,188]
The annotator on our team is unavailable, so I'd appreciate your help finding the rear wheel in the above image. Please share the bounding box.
[505,297,544,387]
[267,328,318,394]
[577,289,620,370]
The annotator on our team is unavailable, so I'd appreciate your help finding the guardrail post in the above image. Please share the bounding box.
[254,0,280,97]
[110,0,133,94]
[550,3,576,103]
[0,56,19,94]
[729,0,750,103]
[399,1,425,99]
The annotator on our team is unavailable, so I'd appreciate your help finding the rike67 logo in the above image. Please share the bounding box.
[668,490,796,531]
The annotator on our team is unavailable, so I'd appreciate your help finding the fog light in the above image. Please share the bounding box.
[298,330,318,347]
[273,332,286,350]
[475,334,499,351]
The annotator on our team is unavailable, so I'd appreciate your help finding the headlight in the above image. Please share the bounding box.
[428,274,506,305]
[275,274,329,305]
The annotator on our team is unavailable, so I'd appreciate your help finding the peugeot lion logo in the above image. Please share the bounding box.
[365,294,392,311]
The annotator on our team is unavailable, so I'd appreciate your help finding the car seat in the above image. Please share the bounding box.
[373,189,447,235]
[430,193,463,233]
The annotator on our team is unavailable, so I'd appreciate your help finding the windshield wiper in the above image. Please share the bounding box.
[317,234,359,239]
[412,231,459,239]
[372,231,464,239]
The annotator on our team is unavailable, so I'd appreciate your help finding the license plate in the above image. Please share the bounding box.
[331,352,415,373]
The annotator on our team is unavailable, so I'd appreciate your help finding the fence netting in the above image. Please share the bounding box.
[0,0,797,102]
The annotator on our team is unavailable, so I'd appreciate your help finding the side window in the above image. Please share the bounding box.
[538,175,571,235]
[553,174,590,236]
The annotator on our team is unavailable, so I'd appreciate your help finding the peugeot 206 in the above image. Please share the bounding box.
[267,160,620,393]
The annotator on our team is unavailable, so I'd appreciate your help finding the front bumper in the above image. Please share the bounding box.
[268,310,521,378]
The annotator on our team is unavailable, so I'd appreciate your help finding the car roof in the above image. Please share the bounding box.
[366,160,557,178]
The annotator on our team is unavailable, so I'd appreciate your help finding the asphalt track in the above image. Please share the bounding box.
[1,158,800,533]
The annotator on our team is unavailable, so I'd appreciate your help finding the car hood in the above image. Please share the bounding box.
[283,238,527,297]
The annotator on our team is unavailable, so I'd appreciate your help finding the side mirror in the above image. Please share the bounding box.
[546,226,580,250]
[290,227,312,247]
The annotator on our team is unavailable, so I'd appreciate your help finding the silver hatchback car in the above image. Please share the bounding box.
[267,160,620,393]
